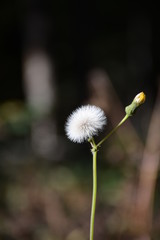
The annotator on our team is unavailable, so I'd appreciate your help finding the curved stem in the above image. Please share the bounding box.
[97,114,129,148]
[90,149,98,240]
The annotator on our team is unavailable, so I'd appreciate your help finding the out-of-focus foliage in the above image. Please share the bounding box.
[0,101,32,136]
[0,160,132,240]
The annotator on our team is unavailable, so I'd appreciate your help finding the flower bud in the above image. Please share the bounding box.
[125,92,146,116]
[134,92,146,106]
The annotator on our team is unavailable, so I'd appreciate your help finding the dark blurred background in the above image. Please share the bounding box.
[0,1,160,240]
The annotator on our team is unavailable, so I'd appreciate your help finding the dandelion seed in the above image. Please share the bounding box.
[65,105,107,143]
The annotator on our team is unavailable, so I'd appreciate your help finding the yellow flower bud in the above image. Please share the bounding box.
[134,92,146,106]
[125,92,146,116]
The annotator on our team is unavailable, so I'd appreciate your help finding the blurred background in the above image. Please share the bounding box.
[0,1,160,240]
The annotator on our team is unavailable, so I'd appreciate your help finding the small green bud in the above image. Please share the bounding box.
[125,92,146,116]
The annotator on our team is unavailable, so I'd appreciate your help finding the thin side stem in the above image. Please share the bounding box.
[97,114,129,148]
[90,149,98,240]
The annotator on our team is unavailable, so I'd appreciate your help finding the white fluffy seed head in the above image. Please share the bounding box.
[65,105,107,143]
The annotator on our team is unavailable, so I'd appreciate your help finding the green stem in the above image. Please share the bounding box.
[89,114,130,240]
[90,149,98,240]
[97,114,129,148]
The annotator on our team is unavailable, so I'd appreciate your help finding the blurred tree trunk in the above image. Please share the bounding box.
[131,80,160,239]
[22,2,58,160]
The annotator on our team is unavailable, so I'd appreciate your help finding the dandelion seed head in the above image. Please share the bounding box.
[65,105,107,143]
